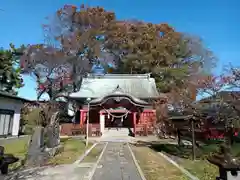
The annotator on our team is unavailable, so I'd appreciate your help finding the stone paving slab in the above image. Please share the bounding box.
[92,142,142,180]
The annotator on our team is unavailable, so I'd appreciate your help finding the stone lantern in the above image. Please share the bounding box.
[208,145,240,180]
[0,146,19,174]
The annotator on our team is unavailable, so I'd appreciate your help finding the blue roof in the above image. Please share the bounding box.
[91,63,115,74]
[91,64,105,74]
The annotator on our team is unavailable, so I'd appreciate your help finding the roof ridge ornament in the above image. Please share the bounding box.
[113,84,123,92]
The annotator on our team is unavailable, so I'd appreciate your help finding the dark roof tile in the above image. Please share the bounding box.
[70,73,159,99]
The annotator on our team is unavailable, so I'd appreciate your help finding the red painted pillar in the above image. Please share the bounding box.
[140,111,144,124]
[133,112,136,135]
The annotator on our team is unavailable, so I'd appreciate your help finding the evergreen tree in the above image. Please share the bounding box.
[0,45,24,95]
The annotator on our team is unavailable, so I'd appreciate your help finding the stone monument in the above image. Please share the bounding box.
[26,107,63,166]
[44,112,63,157]
[26,126,48,166]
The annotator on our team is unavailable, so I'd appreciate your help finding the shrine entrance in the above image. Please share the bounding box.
[62,74,162,137]
[104,111,134,129]
[85,85,153,136]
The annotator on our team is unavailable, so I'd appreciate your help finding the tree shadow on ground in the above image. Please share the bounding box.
[155,143,240,160]
[133,140,221,160]
[152,143,220,159]
[133,138,240,160]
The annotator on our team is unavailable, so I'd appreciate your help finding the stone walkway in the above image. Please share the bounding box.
[3,142,143,180]
[92,142,142,180]
[2,129,144,180]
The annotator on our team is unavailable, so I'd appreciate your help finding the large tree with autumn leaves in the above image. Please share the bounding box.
[18,4,216,102]
[19,5,116,100]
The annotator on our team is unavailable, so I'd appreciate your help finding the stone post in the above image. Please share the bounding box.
[27,126,46,166]
[133,112,136,136]
[99,111,105,136]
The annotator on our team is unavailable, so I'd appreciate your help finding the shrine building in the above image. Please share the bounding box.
[60,73,163,137]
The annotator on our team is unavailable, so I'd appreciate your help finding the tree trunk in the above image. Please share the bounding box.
[177,129,182,146]
[191,120,196,160]
[225,128,234,147]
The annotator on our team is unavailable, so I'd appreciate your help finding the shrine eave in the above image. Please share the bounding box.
[89,94,150,107]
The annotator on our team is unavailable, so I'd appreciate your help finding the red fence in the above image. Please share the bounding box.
[135,124,155,136]
[60,123,101,136]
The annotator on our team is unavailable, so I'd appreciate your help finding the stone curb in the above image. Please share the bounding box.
[88,142,108,180]
[73,143,98,165]
[157,152,199,180]
[127,143,147,180]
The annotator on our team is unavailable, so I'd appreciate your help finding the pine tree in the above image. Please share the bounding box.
[0,45,24,95]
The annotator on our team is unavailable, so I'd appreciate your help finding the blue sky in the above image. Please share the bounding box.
[1,0,240,100]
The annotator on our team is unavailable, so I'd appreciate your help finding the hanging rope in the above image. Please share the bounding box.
[104,108,130,118]
[101,106,132,119]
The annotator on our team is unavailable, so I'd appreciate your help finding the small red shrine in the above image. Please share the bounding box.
[60,73,162,136]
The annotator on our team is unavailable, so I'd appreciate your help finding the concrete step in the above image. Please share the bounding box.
[104,130,129,133]
[103,133,129,137]
[103,128,130,137]
[106,130,129,133]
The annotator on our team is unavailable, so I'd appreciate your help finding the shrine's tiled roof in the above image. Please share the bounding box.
[69,73,159,99]
[89,85,150,106]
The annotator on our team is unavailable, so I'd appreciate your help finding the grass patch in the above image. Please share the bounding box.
[60,137,71,143]
[178,159,218,180]
[82,143,104,163]
[3,137,30,170]
[47,138,92,165]
[131,145,189,180]
[150,143,240,180]
[1,137,93,169]
[230,143,240,156]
